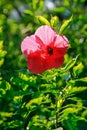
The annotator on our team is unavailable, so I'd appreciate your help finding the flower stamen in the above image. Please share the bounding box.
[48,47,53,55]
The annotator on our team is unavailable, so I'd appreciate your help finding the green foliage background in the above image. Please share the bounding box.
[0,0,87,130]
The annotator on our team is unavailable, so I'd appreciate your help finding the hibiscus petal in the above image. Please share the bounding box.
[45,55,64,70]
[53,47,67,57]
[54,35,68,48]
[54,56,64,68]
[28,52,47,74]
[21,35,40,57]
[35,25,56,46]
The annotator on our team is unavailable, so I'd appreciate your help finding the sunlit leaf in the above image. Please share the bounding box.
[59,15,73,34]
[0,50,7,59]
[67,86,87,95]
[61,56,78,72]
[0,112,13,118]
[0,41,3,49]
[50,16,59,29]
[36,16,50,26]
[0,80,11,97]
[75,77,87,83]
[73,62,84,76]
[26,97,43,108]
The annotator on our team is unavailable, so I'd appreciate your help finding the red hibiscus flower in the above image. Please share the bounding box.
[21,25,68,74]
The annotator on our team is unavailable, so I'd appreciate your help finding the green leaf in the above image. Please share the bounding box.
[53,7,66,13]
[0,40,7,67]
[36,16,50,26]
[0,112,13,118]
[73,62,84,76]
[68,86,87,95]
[0,59,4,67]
[75,77,87,83]
[50,16,59,28]
[62,115,78,130]
[26,97,43,108]
[59,15,73,34]
[24,10,34,16]
[0,80,11,97]
[0,41,3,49]
[0,50,7,59]
[31,0,44,10]
[82,110,87,119]
[61,56,78,72]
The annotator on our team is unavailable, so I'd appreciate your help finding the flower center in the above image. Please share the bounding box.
[47,47,53,55]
